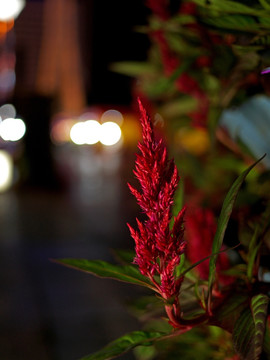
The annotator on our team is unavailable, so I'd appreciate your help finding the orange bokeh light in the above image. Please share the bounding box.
[0,20,14,37]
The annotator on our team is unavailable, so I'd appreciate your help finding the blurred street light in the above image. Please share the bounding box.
[0,150,13,192]
[0,117,26,141]
[99,122,121,146]
[70,119,122,147]
[0,0,25,21]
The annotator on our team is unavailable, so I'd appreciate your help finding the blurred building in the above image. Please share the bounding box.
[5,0,148,188]
[13,0,149,109]
[0,2,148,359]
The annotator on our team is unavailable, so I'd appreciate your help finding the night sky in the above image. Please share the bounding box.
[85,0,150,105]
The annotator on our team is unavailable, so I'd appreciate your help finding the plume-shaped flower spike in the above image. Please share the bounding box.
[128,99,186,328]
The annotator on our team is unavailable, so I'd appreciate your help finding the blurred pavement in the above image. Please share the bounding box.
[0,145,142,360]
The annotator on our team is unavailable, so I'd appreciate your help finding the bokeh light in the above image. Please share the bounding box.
[70,122,87,145]
[70,120,101,145]
[0,0,26,21]
[100,109,124,126]
[70,119,122,147]
[0,150,13,192]
[175,127,210,155]
[84,120,101,145]
[0,103,16,120]
[0,19,14,36]
[0,117,26,141]
[99,121,122,146]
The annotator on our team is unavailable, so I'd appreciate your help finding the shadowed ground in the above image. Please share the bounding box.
[0,145,142,360]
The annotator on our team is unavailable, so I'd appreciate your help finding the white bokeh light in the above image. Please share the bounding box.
[0,118,26,141]
[70,120,101,145]
[0,150,13,192]
[70,122,86,145]
[100,121,122,146]
[84,120,101,145]
[0,0,25,21]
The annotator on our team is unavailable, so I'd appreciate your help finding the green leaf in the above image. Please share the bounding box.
[232,294,269,360]
[160,97,198,119]
[54,259,156,291]
[207,155,265,309]
[79,331,167,360]
[212,291,249,332]
[247,226,260,281]
[112,249,135,265]
[258,16,270,27]
[181,244,238,278]
[251,294,269,360]
[222,263,248,281]
[232,44,264,53]
[126,295,164,318]
[193,0,267,16]
[133,344,157,360]
[233,308,255,360]
[203,14,258,32]
[204,12,270,32]
[175,253,186,278]
[263,323,270,357]
[258,0,270,10]
[110,62,155,77]
[172,177,185,220]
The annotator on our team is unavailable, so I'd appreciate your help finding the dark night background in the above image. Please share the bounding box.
[0,1,152,359]
[87,0,150,105]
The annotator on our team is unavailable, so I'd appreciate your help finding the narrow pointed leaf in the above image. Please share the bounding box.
[204,14,258,32]
[247,227,261,281]
[258,0,270,10]
[79,331,167,360]
[208,155,265,308]
[251,294,269,360]
[54,259,156,291]
[193,0,266,16]
[180,244,238,278]
[110,62,155,76]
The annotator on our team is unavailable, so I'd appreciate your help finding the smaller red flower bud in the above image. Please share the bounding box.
[179,2,197,15]
[196,55,212,68]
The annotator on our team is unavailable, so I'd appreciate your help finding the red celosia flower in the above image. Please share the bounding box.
[151,30,179,75]
[179,1,197,15]
[150,30,209,127]
[147,1,211,127]
[128,99,186,326]
[195,55,212,68]
[145,0,170,20]
[175,73,209,128]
